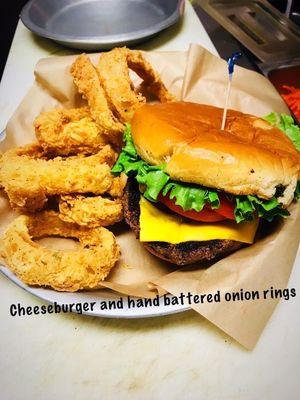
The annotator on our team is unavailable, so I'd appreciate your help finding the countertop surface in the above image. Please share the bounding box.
[1,2,300,399]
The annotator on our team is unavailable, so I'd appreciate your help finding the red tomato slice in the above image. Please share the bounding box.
[214,194,235,220]
[158,194,226,222]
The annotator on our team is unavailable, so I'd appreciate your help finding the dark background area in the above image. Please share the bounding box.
[0,0,297,80]
[0,0,27,79]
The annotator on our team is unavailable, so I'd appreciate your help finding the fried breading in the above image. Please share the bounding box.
[0,145,117,211]
[59,195,123,228]
[127,50,175,103]
[70,54,124,144]
[0,211,120,292]
[97,48,175,122]
[98,48,146,122]
[34,107,108,155]
[0,47,175,293]
[107,173,127,198]
[12,143,50,159]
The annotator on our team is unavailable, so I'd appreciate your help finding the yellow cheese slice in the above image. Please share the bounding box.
[139,197,259,244]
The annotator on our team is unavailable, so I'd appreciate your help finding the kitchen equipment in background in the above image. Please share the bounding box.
[268,0,300,26]
[20,0,185,50]
[200,0,300,124]
[200,0,300,63]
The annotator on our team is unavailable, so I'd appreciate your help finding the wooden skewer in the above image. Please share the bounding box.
[221,77,232,131]
[221,52,242,131]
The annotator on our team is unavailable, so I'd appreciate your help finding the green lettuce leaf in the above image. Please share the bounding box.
[295,181,300,200]
[137,169,169,202]
[234,195,290,223]
[113,125,290,223]
[263,112,300,204]
[234,197,255,223]
[162,182,220,212]
[111,124,169,202]
[111,124,138,174]
[264,112,300,151]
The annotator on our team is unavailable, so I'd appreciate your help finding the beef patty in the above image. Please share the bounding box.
[122,178,243,265]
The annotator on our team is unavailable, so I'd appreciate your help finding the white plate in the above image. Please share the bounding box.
[0,266,189,318]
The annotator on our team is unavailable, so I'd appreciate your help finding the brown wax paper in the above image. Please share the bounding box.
[1,44,299,349]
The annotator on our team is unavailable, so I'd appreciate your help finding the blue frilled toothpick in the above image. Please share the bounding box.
[221,52,242,130]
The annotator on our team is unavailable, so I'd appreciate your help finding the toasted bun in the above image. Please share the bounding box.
[131,102,300,206]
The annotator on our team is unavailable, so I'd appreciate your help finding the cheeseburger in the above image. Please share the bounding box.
[112,102,300,265]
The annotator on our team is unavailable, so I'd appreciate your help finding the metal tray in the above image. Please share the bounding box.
[200,0,300,63]
[21,0,185,50]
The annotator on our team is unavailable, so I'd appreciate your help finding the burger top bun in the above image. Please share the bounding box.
[131,102,300,206]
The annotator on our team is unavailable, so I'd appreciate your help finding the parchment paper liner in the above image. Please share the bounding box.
[1,44,299,349]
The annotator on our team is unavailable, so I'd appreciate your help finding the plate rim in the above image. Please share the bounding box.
[20,0,185,46]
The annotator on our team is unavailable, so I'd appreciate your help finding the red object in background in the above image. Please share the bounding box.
[281,85,300,120]
[268,65,300,123]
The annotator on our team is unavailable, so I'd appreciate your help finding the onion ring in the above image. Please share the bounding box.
[58,173,127,227]
[0,211,120,292]
[0,145,117,211]
[59,195,123,228]
[34,107,108,155]
[70,54,124,144]
[126,49,175,103]
[98,48,175,122]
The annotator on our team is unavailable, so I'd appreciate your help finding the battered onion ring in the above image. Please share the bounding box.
[34,107,108,155]
[0,145,117,212]
[59,195,123,228]
[97,48,146,122]
[70,54,124,145]
[58,173,126,227]
[0,211,120,292]
[126,49,175,103]
[106,173,127,198]
[98,48,175,122]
